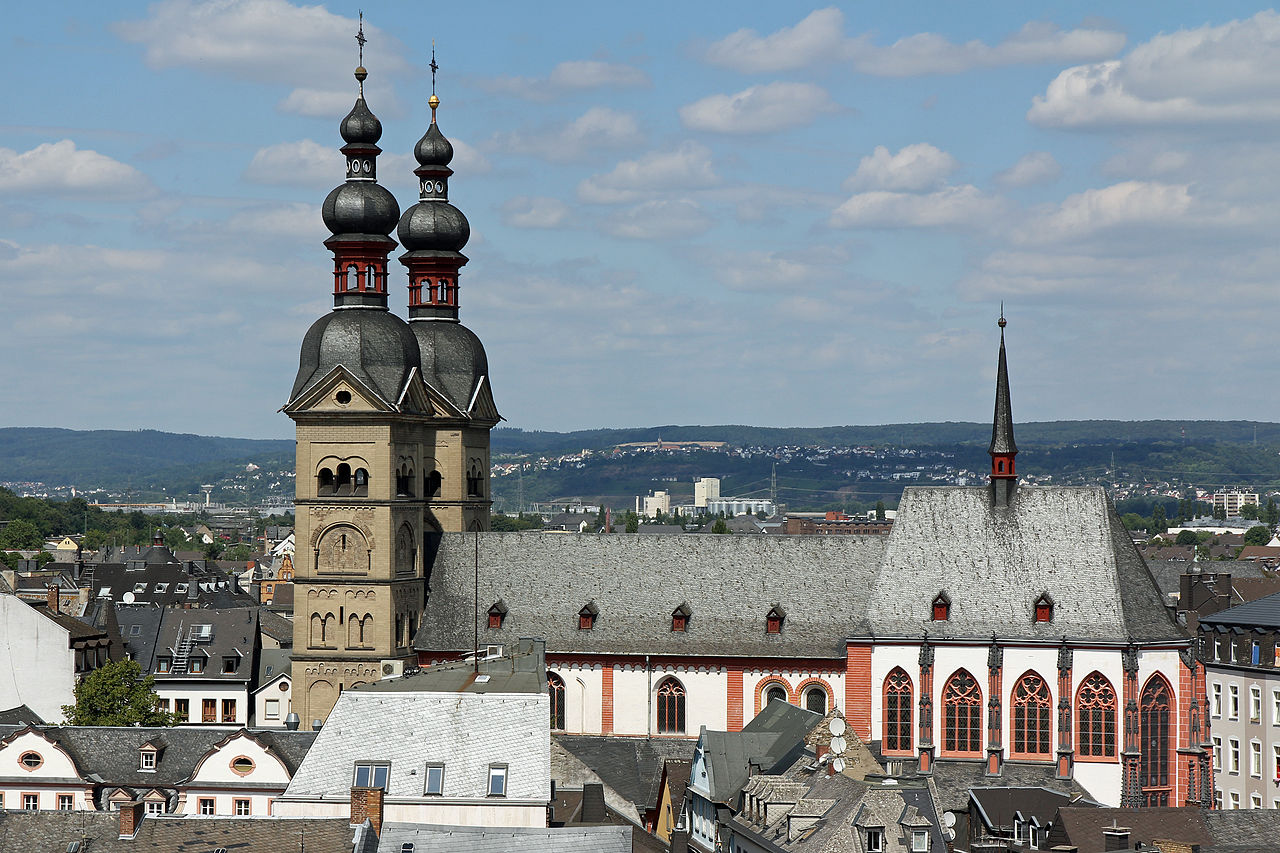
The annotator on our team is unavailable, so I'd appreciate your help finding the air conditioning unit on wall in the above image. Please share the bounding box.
[381,659,405,679]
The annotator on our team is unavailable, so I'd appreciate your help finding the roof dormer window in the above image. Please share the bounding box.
[578,602,598,631]
[932,592,951,622]
[1034,594,1054,623]
[766,605,785,635]
[488,600,508,630]
[672,603,691,633]
[140,749,156,771]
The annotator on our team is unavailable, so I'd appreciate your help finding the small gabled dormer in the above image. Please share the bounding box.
[671,603,691,633]
[766,605,786,635]
[138,737,165,771]
[488,600,508,630]
[932,592,951,622]
[578,602,599,631]
[221,652,243,675]
[1034,593,1054,624]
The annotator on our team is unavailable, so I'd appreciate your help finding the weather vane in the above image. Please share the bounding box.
[356,11,367,66]
[430,41,438,95]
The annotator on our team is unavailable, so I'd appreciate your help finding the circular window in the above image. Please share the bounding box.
[230,756,255,776]
[19,752,41,770]
[278,681,289,692]
[335,390,352,405]
[362,160,372,173]
[434,181,444,193]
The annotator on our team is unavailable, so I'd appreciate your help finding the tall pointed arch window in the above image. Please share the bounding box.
[942,669,982,757]
[1011,672,1052,759]
[547,673,566,731]
[1076,672,1117,759]
[883,668,914,755]
[657,677,686,734]
[1140,675,1173,806]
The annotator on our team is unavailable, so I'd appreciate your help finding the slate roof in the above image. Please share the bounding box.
[1200,590,1280,629]
[969,786,1098,834]
[115,604,166,669]
[359,638,546,694]
[256,647,291,690]
[1048,806,1213,850]
[0,705,42,726]
[151,607,257,684]
[377,822,633,853]
[926,759,1096,813]
[415,532,887,658]
[703,701,821,803]
[869,486,1182,641]
[1203,809,1280,850]
[258,607,293,646]
[554,735,696,813]
[42,559,257,608]
[0,811,121,853]
[282,690,550,801]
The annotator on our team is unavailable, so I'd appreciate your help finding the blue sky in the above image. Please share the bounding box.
[4,2,1280,439]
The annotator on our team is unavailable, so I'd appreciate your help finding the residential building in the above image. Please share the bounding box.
[783,513,893,535]
[283,61,498,731]
[694,478,721,508]
[705,498,774,517]
[253,648,293,728]
[0,590,113,722]
[639,490,671,518]
[1214,488,1260,517]
[147,608,258,726]
[1199,590,1280,809]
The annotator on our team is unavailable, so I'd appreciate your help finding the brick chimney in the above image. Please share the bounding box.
[118,800,145,838]
[1102,824,1131,851]
[46,585,59,614]
[350,787,384,835]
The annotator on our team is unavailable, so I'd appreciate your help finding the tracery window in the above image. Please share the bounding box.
[942,669,982,756]
[1076,672,1117,759]
[1140,676,1173,806]
[548,673,566,731]
[657,677,686,734]
[883,668,914,754]
[1011,672,1052,758]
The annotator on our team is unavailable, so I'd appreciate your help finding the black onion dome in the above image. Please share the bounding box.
[340,97,383,144]
[411,320,490,413]
[414,122,453,167]
[397,201,470,252]
[291,309,421,405]
[322,181,400,238]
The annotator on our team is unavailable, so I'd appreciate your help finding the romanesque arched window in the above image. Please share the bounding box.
[1076,672,1117,759]
[1011,672,1052,759]
[548,673,566,731]
[426,470,442,498]
[804,686,828,716]
[353,468,368,496]
[335,463,352,495]
[883,668,913,755]
[764,684,788,706]
[942,669,982,756]
[657,677,686,734]
[317,468,334,495]
[1140,675,1173,805]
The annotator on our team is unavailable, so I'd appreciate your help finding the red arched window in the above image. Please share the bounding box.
[883,668,914,755]
[1011,672,1052,759]
[943,669,983,757]
[547,672,566,731]
[1140,675,1173,805]
[657,677,686,734]
[1076,672,1117,759]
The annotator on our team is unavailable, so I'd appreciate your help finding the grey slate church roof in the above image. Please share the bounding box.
[415,533,888,658]
[869,486,1183,642]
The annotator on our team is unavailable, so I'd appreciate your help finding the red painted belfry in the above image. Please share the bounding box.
[989,312,1017,503]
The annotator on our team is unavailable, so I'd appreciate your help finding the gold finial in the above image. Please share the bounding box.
[998,301,1006,329]
[429,41,440,123]
[354,11,368,96]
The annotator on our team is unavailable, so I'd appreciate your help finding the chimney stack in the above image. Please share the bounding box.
[670,830,690,853]
[46,585,59,614]
[1102,824,1131,852]
[350,787,384,835]
[118,800,146,838]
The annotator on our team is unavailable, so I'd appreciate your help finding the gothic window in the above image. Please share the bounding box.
[1076,672,1117,759]
[1011,672,1052,758]
[1140,675,1173,805]
[353,468,368,496]
[1034,594,1054,623]
[805,687,828,715]
[548,673,566,731]
[657,677,686,734]
[346,265,358,290]
[317,467,334,495]
[932,592,950,621]
[396,463,415,497]
[943,669,983,756]
[883,668,914,754]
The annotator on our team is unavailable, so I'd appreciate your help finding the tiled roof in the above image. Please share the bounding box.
[870,487,1182,641]
[415,533,887,658]
[282,690,550,801]
[1200,590,1280,629]
[378,822,633,853]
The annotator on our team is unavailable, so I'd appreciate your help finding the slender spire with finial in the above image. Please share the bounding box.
[429,41,440,123]
[989,310,1017,497]
[354,12,368,96]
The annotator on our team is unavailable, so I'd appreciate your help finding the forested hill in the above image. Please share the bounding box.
[492,420,1280,457]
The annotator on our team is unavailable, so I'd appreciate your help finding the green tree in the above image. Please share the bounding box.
[0,519,42,551]
[1241,504,1261,520]
[62,659,173,727]
[1175,530,1199,546]
[1150,504,1167,534]
[1244,525,1272,546]
[224,543,253,562]
[711,519,730,534]
[1213,503,1227,521]
[1267,497,1279,529]
[875,500,886,521]
[1120,513,1147,531]
[624,511,639,533]
[202,540,225,560]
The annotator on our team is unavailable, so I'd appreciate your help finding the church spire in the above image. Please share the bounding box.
[989,310,1018,490]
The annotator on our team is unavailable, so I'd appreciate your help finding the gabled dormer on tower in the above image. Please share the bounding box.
[989,313,1018,506]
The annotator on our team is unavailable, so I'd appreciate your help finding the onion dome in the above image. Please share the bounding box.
[414,105,453,166]
[340,70,383,144]
[397,200,469,253]
[323,182,400,241]
[411,320,489,414]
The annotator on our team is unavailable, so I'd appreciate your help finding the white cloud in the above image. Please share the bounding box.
[1019,181,1194,242]
[114,0,408,117]
[709,250,824,292]
[229,202,320,240]
[244,139,340,186]
[449,139,492,175]
[679,82,838,134]
[1030,11,1280,128]
[490,107,642,163]
[704,8,851,72]
[475,60,649,101]
[995,152,1062,188]
[830,185,1005,229]
[577,142,720,204]
[844,143,958,192]
[851,21,1125,76]
[603,199,712,240]
[0,140,152,198]
[501,196,571,229]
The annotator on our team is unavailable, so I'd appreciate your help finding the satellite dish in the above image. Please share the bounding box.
[121,592,136,604]
[830,735,847,755]
[831,756,846,773]
[828,717,846,737]
[942,812,957,829]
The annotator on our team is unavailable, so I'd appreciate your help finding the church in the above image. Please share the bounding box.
[285,45,1211,811]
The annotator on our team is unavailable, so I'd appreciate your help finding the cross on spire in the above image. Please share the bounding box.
[356,11,367,65]
[430,41,438,95]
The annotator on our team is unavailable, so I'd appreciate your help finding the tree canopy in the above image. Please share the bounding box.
[1244,525,1272,547]
[62,659,173,727]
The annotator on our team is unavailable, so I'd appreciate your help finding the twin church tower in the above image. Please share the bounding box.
[283,45,498,727]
